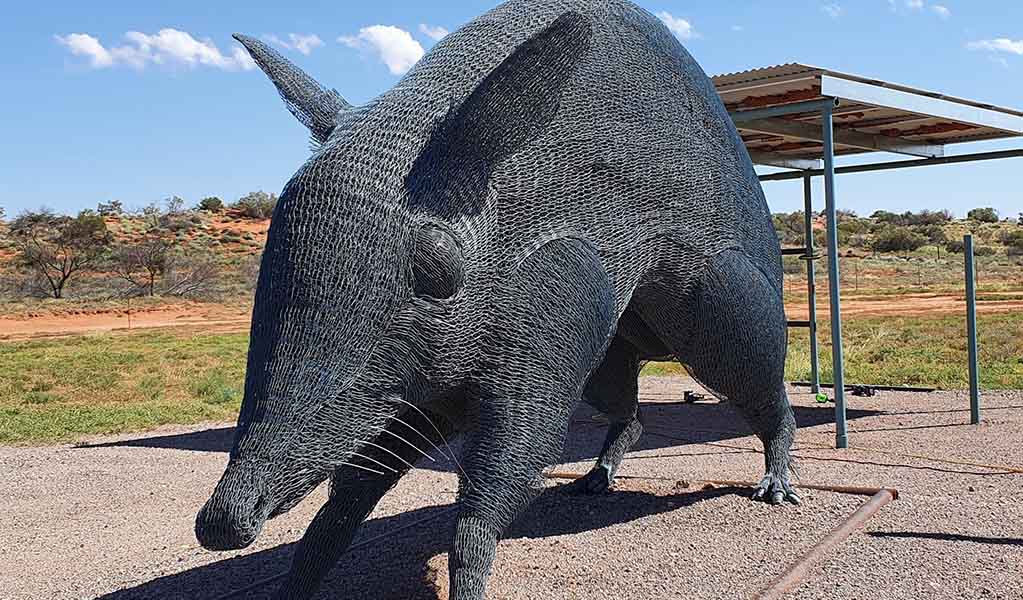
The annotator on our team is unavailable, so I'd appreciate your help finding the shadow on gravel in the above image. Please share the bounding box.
[869,531,1023,546]
[78,401,881,463]
[95,485,743,600]
[80,426,236,453]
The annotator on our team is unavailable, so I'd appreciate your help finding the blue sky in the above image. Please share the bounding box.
[2,0,1021,218]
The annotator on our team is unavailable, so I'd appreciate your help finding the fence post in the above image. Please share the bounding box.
[964,235,981,425]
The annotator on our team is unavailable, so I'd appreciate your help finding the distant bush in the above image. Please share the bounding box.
[197,197,224,213]
[97,200,124,216]
[945,240,965,254]
[974,246,997,257]
[871,227,927,254]
[967,207,999,223]
[232,191,278,219]
[1000,230,1023,251]
[870,209,952,227]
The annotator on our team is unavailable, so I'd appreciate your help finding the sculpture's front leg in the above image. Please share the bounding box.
[449,238,617,599]
[275,410,456,599]
[275,475,397,600]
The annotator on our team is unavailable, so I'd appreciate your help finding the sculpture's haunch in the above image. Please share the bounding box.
[194,1,800,598]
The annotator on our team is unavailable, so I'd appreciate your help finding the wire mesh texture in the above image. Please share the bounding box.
[195,1,798,598]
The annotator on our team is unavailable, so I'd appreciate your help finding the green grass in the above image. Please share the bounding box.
[644,312,1023,390]
[0,331,248,444]
[2,312,1021,445]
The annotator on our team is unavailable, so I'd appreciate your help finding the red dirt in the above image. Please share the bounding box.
[0,303,251,341]
[2,290,1020,342]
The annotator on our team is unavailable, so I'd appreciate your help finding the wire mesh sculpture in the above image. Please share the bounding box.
[195,1,799,598]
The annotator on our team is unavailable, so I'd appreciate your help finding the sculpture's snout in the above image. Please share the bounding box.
[195,461,269,551]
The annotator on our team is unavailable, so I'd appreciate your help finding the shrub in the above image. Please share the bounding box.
[197,196,224,213]
[974,246,997,257]
[967,207,999,223]
[871,227,927,254]
[999,229,1023,251]
[97,200,125,216]
[945,240,965,254]
[232,191,278,219]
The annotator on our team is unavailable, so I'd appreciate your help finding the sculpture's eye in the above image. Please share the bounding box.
[412,224,464,300]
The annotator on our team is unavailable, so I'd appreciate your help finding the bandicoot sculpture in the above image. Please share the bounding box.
[196,1,799,597]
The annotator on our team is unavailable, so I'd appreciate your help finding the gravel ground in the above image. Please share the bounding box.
[2,378,1020,599]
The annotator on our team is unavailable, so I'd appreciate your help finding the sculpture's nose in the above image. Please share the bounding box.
[195,461,268,551]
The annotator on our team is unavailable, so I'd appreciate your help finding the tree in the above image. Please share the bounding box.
[111,236,173,297]
[232,191,278,219]
[197,196,224,213]
[967,207,999,223]
[1018,213,1023,226]
[165,195,186,215]
[10,209,112,298]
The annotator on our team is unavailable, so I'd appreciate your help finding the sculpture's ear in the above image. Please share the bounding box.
[406,12,592,215]
[234,34,350,145]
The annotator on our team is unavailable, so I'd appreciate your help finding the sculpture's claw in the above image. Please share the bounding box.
[560,466,613,495]
[752,473,801,506]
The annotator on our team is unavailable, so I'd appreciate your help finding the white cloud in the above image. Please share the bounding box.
[55,33,114,68]
[656,11,697,40]
[968,38,1023,56]
[821,4,844,18]
[731,25,745,32]
[264,33,324,55]
[931,5,951,18]
[906,0,924,9]
[340,25,424,75]
[418,24,449,42]
[55,29,254,71]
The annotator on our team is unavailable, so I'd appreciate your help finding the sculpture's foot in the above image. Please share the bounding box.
[752,472,801,506]
[560,466,613,495]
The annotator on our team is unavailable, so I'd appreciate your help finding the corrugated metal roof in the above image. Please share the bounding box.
[708,63,1023,162]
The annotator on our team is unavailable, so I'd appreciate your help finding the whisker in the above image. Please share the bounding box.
[340,461,385,477]
[350,451,398,474]
[389,414,453,461]
[380,429,437,463]
[394,398,476,490]
[362,440,418,471]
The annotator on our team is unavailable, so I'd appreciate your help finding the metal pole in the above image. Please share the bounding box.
[758,148,1023,182]
[964,235,981,424]
[731,98,840,123]
[822,102,848,449]
[803,175,820,394]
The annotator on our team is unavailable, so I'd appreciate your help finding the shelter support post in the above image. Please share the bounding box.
[803,175,821,394]
[821,101,848,449]
[964,235,981,424]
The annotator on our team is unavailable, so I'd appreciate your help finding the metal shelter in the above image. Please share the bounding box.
[711,64,1023,448]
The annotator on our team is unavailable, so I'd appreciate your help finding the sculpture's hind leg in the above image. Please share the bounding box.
[563,334,644,495]
[645,249,800,505]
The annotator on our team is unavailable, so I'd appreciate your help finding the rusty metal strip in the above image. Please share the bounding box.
[756,489,898,600]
